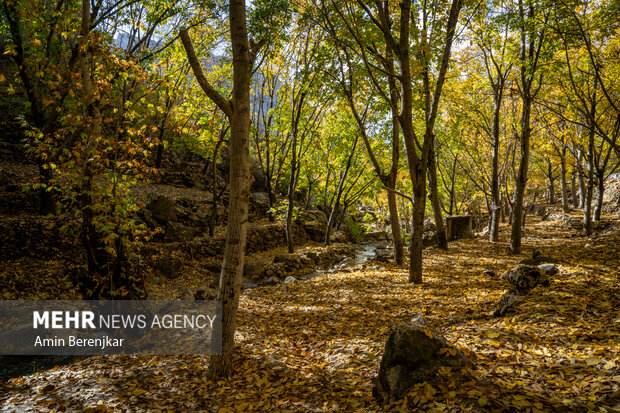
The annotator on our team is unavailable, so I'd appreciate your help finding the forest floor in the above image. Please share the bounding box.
[1,208,619,412]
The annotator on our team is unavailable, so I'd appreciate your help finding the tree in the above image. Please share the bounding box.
[316,0,463,282]
[509,0,550,254]
[180,0,254,378]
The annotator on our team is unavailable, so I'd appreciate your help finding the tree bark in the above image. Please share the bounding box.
[510,101,531,254]
[427,142,448,249]
[560,146,570,212]
[593,171,604,222]
[547,161,555,204]
[583,134,594,235]
[489,89,502,242]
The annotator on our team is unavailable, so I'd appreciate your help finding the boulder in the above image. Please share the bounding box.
[334,256,356,270]
[373,319,467,402]
[331,230,349,243]
[500,264,545,295]
[422,222,438,246]
[152,253,184,279]
[364,231,389,242]
[295,209,328,242]
[243,261,265,280]
[147,196,176,223]
[194,287,216,300]
[373,249,393,264]
[283,276,297,284]
[494,293,522,317]
[537,263,558,276]
[164,221,199,242]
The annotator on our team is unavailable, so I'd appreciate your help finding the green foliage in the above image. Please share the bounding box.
[342,215,366,244]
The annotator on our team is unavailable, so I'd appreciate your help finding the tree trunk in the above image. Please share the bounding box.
[427,142,447,249]
[593,171,604,222]
[325,137,358,245]
[510,102,531,254]
[409,175,426,283]
[583,136,594,235]
[179,0,253,379]
[547,161,555,204]
[571,171,578,207]
[577,153,586,208]
[489,93,502,242]
[560,147,569,212]
[386,186,404,266]
[285,133,298,252]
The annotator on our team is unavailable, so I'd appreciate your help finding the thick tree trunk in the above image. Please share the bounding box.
[409,176,426,283]
[427,143,447,249]
[510,102,531,254]
[489,96,502,242]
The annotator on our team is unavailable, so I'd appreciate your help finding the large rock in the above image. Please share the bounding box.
[500,264,546,295]
[422,221,438,246]
[374,318,467,402]
[147,196,176,223]
[152,253,184,279]
[493,293,522,317]
[537,263,558,276]
[297,210,327,242]
[364,231,389,242]
[243,261,265,280]
[164,221,199,242]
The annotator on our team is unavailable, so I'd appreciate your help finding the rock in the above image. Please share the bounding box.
[482,270,496,277]
[152,253,183,279]
[164,221,199,242]
[283,276,297,284]
[334,256,356,269]
[331,230,348,243]
[373,321,467,402]
[297,210,328,242]
[364,231,389,242]
[177,286,194,300]
[273,253,290,263]
[141,209,158,229]
[204,261,222,274]
[194,287,216,300]
[250,192,271,208]
[494,293,522,317]
[147,196,176,223]
[243,261,265,280]
[263,276,280,285]
[500,264,545,295]
[241,281,259,288]
[373,249,393,264]
[537,263,558,276]
[410,313,429,326]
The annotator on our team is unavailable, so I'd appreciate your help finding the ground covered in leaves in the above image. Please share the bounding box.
[1,210,619,412]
